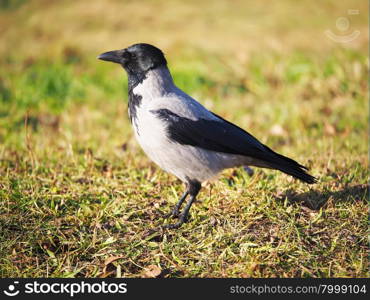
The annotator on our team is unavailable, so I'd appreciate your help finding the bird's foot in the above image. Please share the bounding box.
[163,213,189,229]
[163,207,180,219]
[163,221,182,229]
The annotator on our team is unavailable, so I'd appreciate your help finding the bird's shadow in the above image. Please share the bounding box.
[275,184,368,210]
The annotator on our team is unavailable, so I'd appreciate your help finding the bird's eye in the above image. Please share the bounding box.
[131,53,137,59]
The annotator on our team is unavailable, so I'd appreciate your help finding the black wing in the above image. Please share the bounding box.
[151,109,316,184]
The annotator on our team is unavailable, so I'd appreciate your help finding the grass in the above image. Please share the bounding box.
[0,0,368,278]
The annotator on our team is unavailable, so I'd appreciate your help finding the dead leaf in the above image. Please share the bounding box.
[320,106,332,116]
[102,256,125,274]
[120,143,128,151]
[104,256,124,266]
[324,122,336,136]
[143,265,162,278]
[269,124,286,137]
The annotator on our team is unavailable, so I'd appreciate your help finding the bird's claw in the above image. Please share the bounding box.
[163,222,182,229]
[163,213,189,229]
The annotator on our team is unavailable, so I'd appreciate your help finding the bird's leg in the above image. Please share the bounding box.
[164,190,188,218]
[164,180,201,229]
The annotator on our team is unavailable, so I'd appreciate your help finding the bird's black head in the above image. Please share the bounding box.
[98,43,167,77]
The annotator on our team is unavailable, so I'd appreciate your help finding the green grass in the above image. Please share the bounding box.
[0,0,368,278]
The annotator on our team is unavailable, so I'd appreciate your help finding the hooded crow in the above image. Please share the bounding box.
[98,43,316,229]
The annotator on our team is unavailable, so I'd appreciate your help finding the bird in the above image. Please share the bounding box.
[98,43,316,229]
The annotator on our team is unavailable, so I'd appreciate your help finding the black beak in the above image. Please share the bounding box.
[97,50,121,64]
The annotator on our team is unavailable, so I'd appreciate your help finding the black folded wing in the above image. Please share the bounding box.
[151,109,316,183]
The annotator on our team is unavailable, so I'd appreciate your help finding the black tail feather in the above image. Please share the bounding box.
[273,162,317,184]
[262,146,317,184]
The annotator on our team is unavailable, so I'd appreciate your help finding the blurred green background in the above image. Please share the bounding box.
[0,0,368,278]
